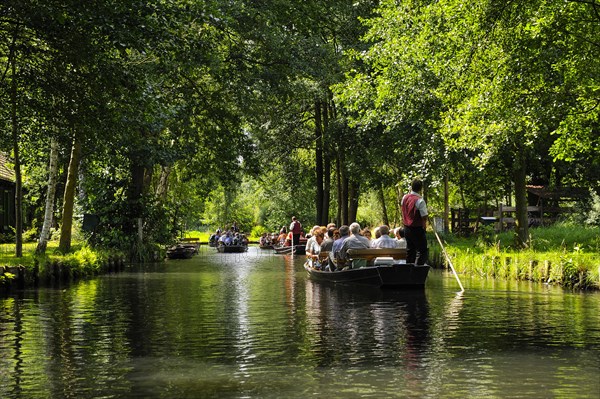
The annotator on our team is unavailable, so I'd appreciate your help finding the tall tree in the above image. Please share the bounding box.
[36,137,59,254]
[58,134,81,252]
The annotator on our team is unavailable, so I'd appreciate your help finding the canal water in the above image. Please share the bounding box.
[1,246,599,398]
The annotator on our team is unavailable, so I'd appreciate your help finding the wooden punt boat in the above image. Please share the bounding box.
[216,244,248,253]
[178,237,200,254]
[303,248,430,288]
[273,245,306,255]
[166,245,196,259]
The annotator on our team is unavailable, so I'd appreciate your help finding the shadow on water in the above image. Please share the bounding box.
[302,278,431,369]
[1,249,599,398]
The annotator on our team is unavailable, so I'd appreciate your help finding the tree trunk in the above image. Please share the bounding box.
[378,185,389,226]
[10,54,22,257]
[336,157,341,226]
[348,180,359,223]
[342,173,349,225]
[460,176,467,210]
[321,101,331,225]
[444,172,450,232]
[59,135,82,253]
[36,137,60,254]
[314,100,324,225]
[130,163,146,206]
[156,165,171,200]
[514,151,529,246]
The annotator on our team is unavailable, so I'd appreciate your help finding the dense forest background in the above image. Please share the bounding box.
[1,0,599,258]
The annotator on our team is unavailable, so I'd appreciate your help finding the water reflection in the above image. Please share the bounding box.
[304,281,430,370]
[0,252,599,398]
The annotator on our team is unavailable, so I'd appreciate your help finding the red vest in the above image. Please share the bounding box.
[291,221,302,234]
[402,194,423,227]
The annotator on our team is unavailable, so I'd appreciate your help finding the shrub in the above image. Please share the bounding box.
[250,225,269,240]
[22,227,39,242]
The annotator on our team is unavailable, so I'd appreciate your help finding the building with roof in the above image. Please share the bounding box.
[0,152,16,234]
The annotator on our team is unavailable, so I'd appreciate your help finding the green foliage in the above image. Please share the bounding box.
[65,246,98,274]
[0,232,15,244]
[202,183,255,233]
[0,272,16,286]
[249,225,269,240]
[3,0,600,258]
[22,226,38,243]
[442,223,600,289]
[475,224,498,249]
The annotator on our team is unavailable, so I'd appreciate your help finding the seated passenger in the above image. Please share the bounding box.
[276,227,287,246]
[361,228,372,241]
[306,226,325,268]
[339,223,371,269]
[373,227,381,240]
[218,233,227,245]
[320,228,335,253]
[259,233,268,246]
[284,232,293,247]
[371,225,400,249]
[329,225,350,271]
[394,227,407,249]
[299,231,307,245]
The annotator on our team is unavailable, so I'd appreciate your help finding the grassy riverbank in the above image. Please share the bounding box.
[433,223,600,290]
[0,241,126,289]
[3,224,598,290]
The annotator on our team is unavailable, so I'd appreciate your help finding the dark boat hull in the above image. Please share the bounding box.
[304,262,430,288]
[217,245,248,253]
[166,247,195,259]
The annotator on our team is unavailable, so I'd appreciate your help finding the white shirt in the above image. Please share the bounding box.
[370,235,400,249]
[305,236,321,255]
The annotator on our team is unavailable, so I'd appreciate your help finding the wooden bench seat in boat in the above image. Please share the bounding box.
[346,248,407,262]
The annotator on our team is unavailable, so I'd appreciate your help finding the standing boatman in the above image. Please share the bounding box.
[289,216,303,246]
[401,179,428,265]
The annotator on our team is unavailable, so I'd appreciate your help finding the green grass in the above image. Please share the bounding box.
[0,241,83,266]
[436,223,600,289]
[0,240,125,285]
[181,231,211,241]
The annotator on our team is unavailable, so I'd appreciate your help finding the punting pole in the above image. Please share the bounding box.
[434,230,465,292]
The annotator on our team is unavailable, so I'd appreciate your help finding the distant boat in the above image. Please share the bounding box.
[166,245,196,259]
[177,237,200,254]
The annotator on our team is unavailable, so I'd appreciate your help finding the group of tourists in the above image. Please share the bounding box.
[209,221,249,247]
[304,179,429,271]
[260,216,308,248]
[258,232,277,247]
